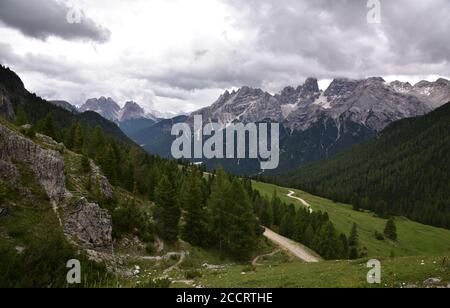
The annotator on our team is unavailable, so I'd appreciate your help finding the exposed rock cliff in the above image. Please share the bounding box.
[0,123,113,251]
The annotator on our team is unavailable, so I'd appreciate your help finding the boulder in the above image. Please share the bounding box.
[63,197,113,251]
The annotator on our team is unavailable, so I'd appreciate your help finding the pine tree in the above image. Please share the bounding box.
[154,175,180,243]
[260,199,273,227]
[40,113,57,140]
[348,223,360,260]
[302,224,315,247]
[384,218,398,241]
[81,146,90,173]
[349,246,359,260]
[315,222,343,260]
[180,169,208,247]
[92,125,105,150]
[340,234,349,259]
[207,169,233,253]
[15,107,28,126]
[348,223,359,247]
[226,178,258,259]
[280,212,295,238]
[73,123,84,152]
[271,190,282,226]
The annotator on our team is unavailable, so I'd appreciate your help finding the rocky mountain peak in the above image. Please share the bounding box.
[300,78,320,96]
[119,101,146,121]
[280,86,297,97]
[436,78,450,86]
[80,97,121,122]
[324,78,360,97]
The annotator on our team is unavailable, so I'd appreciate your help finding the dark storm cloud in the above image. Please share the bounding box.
[221,0,450,82]
[0,0,110,42]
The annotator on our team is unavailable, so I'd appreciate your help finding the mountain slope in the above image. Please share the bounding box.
[283,102,450,229]
[49,100,78,113]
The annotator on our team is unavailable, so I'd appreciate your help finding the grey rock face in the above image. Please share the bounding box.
[0,88,16,120]
[90,161,114,200]
[192,86,283,126]
[324,78,361,98]
[0,123,113,250]
[63,197,112,251]
[119,101,147,122]
[410,78,450,109]
[0,159,21,186]
[319,77,430,132]
[0,124,67,202]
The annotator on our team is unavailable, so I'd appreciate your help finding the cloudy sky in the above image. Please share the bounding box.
[0,0,449,114]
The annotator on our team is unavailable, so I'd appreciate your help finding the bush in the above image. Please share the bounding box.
[185,270,202,279]
[0,236,108,288]
[374,231,385,241]
[111,202,153,242]
[145,243,155,255]
[241,265,257,273]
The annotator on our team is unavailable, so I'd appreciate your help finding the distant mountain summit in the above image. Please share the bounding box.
[79,97,122,122]
[390,78,450,109]
[78,98,160,137]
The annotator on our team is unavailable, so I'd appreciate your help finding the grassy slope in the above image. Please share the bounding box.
[253,181,450,258]
[199,254,450,288]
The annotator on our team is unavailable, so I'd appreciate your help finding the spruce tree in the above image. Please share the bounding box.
[280,212,295,238]
[154,175,180,243]
[180,169,208,247]
[384,218,398,241]
[348,223,360,260]
[40,113,57,140]
[81,146,90,173]
[302,224,315,247]
[15,107,28,126]
[348,223,359,247]
[207,169,233,253]
[260,199,273,227]
[226,178,258,259]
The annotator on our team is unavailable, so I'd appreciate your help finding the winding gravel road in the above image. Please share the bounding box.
[287,190,313,213]
[263,228,320,263]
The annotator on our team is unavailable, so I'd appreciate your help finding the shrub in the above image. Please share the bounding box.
[374,231,385,241]
[185,270,202,279]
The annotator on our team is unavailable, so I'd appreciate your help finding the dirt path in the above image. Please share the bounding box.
[252,249,281,266]
[263,228,320,263]
[163,251,187,274]
[287,190,313,213]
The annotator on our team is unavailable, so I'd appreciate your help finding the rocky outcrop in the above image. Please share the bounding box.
[0,159,20,186]
[0,123,113,251]
[0,124,67,202]
[0,88,15,120]
[90,162,114,200]
[63,197,112,251]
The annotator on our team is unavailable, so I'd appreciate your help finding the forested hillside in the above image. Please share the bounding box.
[283,103,450,229]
